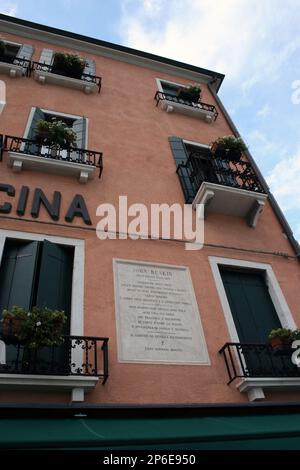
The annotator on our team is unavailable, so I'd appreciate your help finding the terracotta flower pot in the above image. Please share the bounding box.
[270,336,291,351]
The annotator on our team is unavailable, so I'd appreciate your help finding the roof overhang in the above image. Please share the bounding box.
[0,14,225,92]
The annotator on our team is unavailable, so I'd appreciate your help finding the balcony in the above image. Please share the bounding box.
[4,135,103,183]
[154,91,218,123]
[0,56,31,78]
[0,335,109,402]
[176,149,267,226]
[32,61,102,94]
[219,342,300,401]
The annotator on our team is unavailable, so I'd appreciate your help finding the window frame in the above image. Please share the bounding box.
[23,106,89,149]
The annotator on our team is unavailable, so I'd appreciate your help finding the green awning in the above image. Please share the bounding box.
[1,413,300,449]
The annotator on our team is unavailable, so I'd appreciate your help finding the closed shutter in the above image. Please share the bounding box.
[82,58,96,81]
[39,48,53,65]
[0,240,40,313]
[36,240,73,331]
[35,240,73,373]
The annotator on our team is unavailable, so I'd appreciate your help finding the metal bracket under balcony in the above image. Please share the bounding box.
[32,61,101,94]
[176,151,267,227]
[0,335,109,402]
[0,56,31,78]
[219,342,300,402]
[4,135,103,183]
[154,91,218,123]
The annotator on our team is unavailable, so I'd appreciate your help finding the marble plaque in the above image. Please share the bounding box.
[113,259,210,364]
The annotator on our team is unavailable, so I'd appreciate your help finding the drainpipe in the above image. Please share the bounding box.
[208,80,300,260]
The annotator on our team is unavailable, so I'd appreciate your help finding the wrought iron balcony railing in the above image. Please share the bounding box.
[176,149,265,203]
[219,342,300,385]
[31,61,102,93]
[154,91,218,121]
[4,135,103,178]
[0,335,109,384]
[0,56,31,76]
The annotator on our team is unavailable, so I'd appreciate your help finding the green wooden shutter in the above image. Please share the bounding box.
[168,136,189,166]
[36,240,73,331]
[220,269,281,343]
[0,240,40,313]
[25,107,45,154]
[26,107,45,140]
[169,137,195,202]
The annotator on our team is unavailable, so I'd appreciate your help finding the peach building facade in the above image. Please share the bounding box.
[0,13,300,450]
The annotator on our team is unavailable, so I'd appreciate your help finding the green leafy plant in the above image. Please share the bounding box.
[177,83,201,101]
[1,306,67,349]
[268,328,292,340]
[212,135,248,152]
[186,84,202,95]
[35,118,77,148]
[52,52,86,78]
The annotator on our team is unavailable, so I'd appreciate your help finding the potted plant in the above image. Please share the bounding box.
[177,83,201,102]
[52,52,86,79]
[1,306,67,349]
[268,328,293,352]
[211,135,248,161]
[35,118,77,151]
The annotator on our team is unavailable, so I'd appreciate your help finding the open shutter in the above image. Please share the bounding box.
[26,107,45,140]
[169,137,195,202]
[24,107,45,154]
[82,58,96,81]
[72,117,87,149]
[39,48,53,65]
[36,240,73,330]
[16,44,34,61]
[0,240,39,312]
[14,43,34,74]
[168,136,189,166]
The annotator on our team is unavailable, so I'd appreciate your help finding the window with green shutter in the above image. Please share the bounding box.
[0,238,74,372]
[0,238,74,330]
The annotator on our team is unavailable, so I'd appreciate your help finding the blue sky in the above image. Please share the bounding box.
[1,0,300,239]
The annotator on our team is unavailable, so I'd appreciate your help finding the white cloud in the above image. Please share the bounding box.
[257,104,271,118]
[0,1,18,16]
[267,148,300,212]
[120,0,300,87]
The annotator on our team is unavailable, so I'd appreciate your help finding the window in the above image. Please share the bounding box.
[25,107,87,151]
[32,48,101,93]
[0,237,74,373]
[0,238,74,327]
[1,42,21,62]
[0,41,33,77]
[155,78,218,123]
